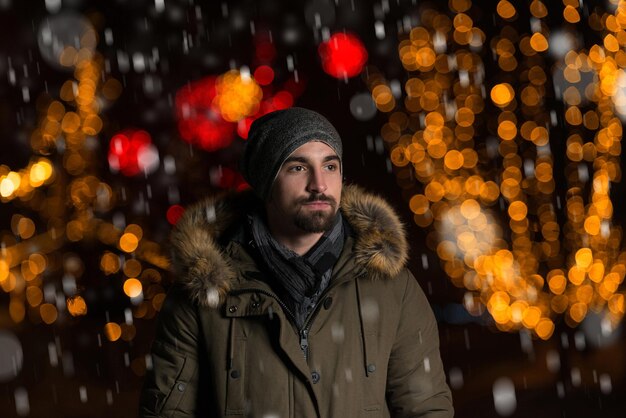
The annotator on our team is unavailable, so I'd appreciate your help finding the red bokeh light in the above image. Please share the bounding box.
[210,167,248,190]
[283,75,307,97]
[108,129,157,177]
[237,117,256,139]
[236,98,283,139]
[173,33,308,148]
[166,205,185,225]
[236,182,251,192]
[271,91,293,110]
[318,33,368,79]
[176,75,300,141]
[175,77,236,152]
[256,40,276,63]
[254,65,275,86]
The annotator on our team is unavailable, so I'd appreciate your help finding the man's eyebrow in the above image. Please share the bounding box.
[283,155,339,164]
[283,156,308,164]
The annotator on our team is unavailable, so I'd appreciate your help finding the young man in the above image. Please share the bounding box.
[139,107,454,417]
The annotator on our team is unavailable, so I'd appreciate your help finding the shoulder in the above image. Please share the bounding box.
[359,268,432,314]
[157,284,201,330]
[170,189,259,309]
[356,267,410,303]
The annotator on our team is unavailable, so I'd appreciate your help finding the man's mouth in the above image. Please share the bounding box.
[302,201,331,209]
[300,194,335,209]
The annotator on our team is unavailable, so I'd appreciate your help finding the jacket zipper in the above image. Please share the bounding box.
[299,329,309,360]
[298,269,368,361]
[232,270,368,361]
[229,287,312,359]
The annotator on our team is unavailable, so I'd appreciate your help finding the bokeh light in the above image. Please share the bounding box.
[67,296,88,316]
[123,278,143,298]
[108,130,159,177]
[119,233,139,253]
[104,322,122,342]
[318,32,368,79]
[368,0,626,337]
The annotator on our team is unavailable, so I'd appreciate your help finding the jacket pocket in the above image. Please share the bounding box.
[225,337,246,415]
[163,355,198,416]
[146,340,198,416]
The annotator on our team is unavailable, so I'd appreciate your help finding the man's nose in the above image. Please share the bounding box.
[307,169,327,193]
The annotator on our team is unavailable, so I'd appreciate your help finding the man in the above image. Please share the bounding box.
[139,107,454,417]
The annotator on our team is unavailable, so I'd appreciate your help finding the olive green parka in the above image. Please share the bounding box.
[139,184,453,417]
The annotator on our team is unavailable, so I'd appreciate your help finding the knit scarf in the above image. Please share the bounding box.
[249,210,345,328]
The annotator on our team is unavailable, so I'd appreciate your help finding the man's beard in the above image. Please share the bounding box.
[294,194,337,233]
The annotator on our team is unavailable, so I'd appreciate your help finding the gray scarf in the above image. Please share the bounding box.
[249,211,345,328]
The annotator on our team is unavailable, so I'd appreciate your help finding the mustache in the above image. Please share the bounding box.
[298,193,337,205]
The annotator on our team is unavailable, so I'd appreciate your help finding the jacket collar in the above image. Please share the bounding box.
[170,184,408,308]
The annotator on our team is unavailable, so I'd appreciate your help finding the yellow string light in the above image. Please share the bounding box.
[0,35,172,328]
[369,0,626,338]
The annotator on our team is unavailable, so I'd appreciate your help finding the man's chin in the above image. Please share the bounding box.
[295,210,336,233]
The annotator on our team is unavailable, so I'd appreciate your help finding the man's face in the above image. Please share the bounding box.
[267,141,342,234]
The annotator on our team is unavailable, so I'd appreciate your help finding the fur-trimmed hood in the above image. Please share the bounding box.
[170,184,408,308]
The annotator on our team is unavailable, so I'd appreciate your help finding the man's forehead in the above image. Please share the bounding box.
[288,140,338,158]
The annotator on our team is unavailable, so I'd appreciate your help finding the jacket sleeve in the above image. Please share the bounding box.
[386,270,454,417]
[139,285,201,418]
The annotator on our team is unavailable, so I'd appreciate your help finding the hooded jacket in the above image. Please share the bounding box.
[139,184,453,418]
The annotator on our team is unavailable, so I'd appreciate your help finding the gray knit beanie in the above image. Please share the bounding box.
[241,107,343,200]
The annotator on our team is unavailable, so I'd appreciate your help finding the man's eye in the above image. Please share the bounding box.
[289,165,305,172]
[326,164,338,171]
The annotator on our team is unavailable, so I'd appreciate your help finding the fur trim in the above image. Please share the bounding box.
[339,184,408,278]
[171,184,408,307]
[169,191,254,308]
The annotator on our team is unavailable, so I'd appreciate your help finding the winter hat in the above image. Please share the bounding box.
[241,107,343,200]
